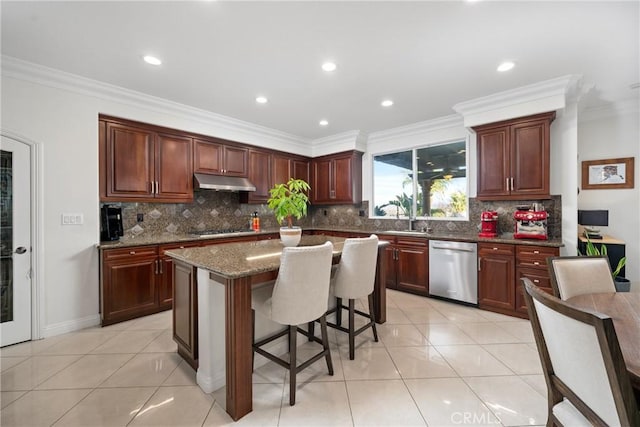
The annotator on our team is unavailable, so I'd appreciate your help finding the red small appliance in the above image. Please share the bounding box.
[514,209,548,240]
[479,211,498,238]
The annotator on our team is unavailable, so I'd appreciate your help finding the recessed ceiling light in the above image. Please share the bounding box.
[143,55,162,66]
[322,62,337,72]
[381,99,394,107]
[255,96,268,104]
[319,119,329,126]
[497,61,515,72]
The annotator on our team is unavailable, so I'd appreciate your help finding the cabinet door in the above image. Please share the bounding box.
[173,259,198,369]
[156,133,193,202]
[510,119,549,197]
[106,123,155,198]
[478,246,515,311]
[396,239,429,296]
[292,159,309,183]
[515,268,552,315]
[312,158,332,203]
[476,126,510,199]
[222,146,248,177]
[193,139,223,174]
[332,156,354,203]
[246,150,272,203]
[272,154,292,186]
[384,245,398,290]
[102,248,159,325]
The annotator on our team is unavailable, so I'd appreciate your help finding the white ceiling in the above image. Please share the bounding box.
[2,1,638,140]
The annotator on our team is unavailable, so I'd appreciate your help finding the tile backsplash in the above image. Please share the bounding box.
[106,192,561,239]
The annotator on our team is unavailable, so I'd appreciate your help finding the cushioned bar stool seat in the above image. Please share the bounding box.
[309,235,379,360]
[547,255,616,300]
[251,241,334,406]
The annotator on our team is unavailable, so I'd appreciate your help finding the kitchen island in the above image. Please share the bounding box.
[165,235,389,421]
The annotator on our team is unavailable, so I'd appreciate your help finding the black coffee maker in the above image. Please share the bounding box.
[100,205,124,241]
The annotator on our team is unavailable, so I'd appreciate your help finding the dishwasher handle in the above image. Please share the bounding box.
[431,244,476,253]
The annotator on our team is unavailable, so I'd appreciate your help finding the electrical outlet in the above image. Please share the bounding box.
[137,213,144,222]
[323,210,328,216]
[61,213,83,225]
[359,210,366,217]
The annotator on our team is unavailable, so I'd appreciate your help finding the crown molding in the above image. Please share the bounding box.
[579,97,640,123]
[367,114,463,144]
[453,75,584,127]
[310,130,367,157]
[1,55,310,153]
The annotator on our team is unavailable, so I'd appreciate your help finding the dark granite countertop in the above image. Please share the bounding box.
[97,227,563,250]
[165,235,387,279]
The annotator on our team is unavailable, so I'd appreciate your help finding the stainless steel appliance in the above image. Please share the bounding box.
[429,240,478,305]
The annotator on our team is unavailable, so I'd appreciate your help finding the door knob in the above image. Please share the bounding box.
[15,247,27,254]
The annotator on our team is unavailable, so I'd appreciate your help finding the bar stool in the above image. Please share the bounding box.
[251,241,334,406]
[326,235,379,360]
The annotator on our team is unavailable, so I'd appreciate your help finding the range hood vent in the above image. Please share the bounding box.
[194,173,256,192]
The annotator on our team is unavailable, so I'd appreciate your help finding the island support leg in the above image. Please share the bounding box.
[225,277,253,420]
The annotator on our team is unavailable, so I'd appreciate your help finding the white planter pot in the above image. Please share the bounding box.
[280,227,302,247]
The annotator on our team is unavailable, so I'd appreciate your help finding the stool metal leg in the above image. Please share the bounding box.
[307,321,315,342]
[336,297,343,326]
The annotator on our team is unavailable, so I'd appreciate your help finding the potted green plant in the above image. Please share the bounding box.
[267,178,310,247]
[581,235,629,291]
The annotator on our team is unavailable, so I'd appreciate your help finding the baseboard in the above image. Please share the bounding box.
[41,314,101,338]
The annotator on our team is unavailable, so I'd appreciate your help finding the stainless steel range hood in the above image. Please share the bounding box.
[194,173,256,192]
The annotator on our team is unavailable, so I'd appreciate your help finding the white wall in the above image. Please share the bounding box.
[577,105,640,281]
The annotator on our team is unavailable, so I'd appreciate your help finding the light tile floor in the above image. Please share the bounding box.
[1,289,548,426]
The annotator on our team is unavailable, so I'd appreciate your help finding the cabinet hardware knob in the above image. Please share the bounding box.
[506,178,510,191]
[478,257,482,271]
[493,247,498,250]
[130,251,136,255]
[533,250,540,254]
[534,261,540,265]
[534,279,540,283]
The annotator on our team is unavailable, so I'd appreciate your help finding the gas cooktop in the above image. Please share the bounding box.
[190,229,250,238]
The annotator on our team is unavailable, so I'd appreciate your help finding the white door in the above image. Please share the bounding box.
[1,136,32,346]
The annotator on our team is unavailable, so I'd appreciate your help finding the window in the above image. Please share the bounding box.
[372,140,468,219]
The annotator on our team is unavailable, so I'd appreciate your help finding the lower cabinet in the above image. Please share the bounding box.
[382,236,429,296]
[158,242,202,310]
[478,242,558,318]
[101,245,162,326]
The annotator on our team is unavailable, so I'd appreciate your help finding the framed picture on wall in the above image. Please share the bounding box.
[581,157,634,190]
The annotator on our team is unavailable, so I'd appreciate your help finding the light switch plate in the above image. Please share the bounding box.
[61,213,84,225]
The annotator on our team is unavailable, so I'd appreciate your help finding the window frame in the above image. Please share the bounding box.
[370,137,470,221]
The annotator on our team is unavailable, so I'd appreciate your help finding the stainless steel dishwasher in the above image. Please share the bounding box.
[429,240,478,305]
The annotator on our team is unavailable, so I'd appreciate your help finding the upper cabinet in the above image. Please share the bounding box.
[242,151,310,204]
[311,151,362,205]
[473,111,555,200]
[100,119,193,203]
[193,139,248,177]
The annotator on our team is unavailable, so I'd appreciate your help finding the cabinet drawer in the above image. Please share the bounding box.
[396,237,428,247]
[516,268,551,289]
[516,245,558,269]
[103,246,158,261]
[478,243,514,257]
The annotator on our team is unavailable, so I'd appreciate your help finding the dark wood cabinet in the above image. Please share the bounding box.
[173,259,198,369]
[193,139,248,177]
[474,112,555,201]
[158,242,202,310]
[381,236,429,296]
[311,151,362,205]
[101,118,193,203]
[244,149,272,203]
[101,246,160,326]
[479,242,558,318]
[292,159,310,183]
[478,243,515,312]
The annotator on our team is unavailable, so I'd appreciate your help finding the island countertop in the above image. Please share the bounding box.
[165,235,388,279]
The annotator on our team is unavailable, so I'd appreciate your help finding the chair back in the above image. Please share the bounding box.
[332,235,379,299]
[521,278,639,426]
[271,241,334,325]
[548,256,615,300]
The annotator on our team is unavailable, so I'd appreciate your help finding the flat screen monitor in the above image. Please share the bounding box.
[577,210,609,227]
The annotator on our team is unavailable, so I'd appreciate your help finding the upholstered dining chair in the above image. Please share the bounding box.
[324,234,379,360]
[521,277,640,426]
[547,255,616,300]
[251,241,334,406]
